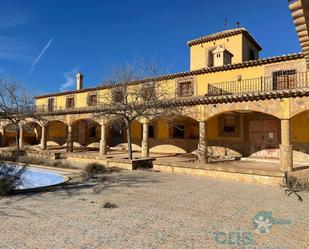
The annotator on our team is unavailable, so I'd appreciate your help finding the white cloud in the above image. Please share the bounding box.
[0,7,30,62]
[59,67,78,92]
[30,38,53,74]
[0,8,29,30]
[0,36,31,61]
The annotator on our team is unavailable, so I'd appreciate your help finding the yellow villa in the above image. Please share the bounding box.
[0,0,309,183]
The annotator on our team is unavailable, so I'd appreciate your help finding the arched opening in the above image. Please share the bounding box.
[106,119,142,151]
[46,121,67,147]
[23,122,42,146]
[148,115,199,154]
[2,123,18,147]
[207,110,280,159]
[291,110,309,163]
[72,119,101,148]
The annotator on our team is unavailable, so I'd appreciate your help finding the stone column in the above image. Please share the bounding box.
[19,126,24,149]
[40,125,47,150]
[141,122,149,158]
[280,119,293,172]
[0,128,5,147]
[99,122,107,156]
[67,124,73,153]
[198,120,207,163]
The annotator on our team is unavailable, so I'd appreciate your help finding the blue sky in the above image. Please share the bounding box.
[0,0,301,95]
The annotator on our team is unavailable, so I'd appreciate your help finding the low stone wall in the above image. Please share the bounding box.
[153,164,283,187]
[66,155,155,171]
[26,151,61,160]
[0,149,26,157]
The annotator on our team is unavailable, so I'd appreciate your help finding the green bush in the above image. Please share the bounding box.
[0,162,26,196]
[85,163,106,174]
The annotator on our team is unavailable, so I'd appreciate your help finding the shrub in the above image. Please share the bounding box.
[0,162,26,196]
[85,163,106,174]
[283,172,309,202]
[103,201,118,209]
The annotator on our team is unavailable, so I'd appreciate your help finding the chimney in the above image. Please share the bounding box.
[76,72,84,90]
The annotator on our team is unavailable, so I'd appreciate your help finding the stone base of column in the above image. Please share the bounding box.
[279,145,293,172]
[40,139,47,150]
[141,141,149,158]
[67,141,74,153]
[99,139,107,156]
[198,148,208,164]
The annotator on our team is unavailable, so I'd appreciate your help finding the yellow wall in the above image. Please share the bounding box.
[196,65,264,95]
[190,34,244,70]
[48,122,66,137]
[155,119,170,139]
[207,115,244,141]
[291,111,309,142]
[36,63,266,110]
[131,121,141,139]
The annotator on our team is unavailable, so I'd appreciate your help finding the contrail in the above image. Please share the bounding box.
[30,38,53,74]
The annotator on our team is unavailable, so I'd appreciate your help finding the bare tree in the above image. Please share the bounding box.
[95,60,182,160]
[0,77,36,150]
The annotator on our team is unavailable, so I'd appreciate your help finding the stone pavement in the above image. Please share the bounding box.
[0,169,308,249]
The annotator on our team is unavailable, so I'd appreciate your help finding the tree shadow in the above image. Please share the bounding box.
[0,168,162,217]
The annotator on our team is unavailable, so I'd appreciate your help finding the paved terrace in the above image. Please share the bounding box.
[0,169,308,249]
[56,148,309,172]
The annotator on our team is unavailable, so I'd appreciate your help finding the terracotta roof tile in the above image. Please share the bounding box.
[35,53,303,99]
[187,28,262,51]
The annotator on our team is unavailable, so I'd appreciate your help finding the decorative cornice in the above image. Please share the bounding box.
[187,28,262,50]
[35,53,304,99]
[36,88,309,116]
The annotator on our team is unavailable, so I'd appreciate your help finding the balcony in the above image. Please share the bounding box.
[207,71,309,96]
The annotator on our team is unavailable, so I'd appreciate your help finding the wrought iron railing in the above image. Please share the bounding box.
[34,72,309,113]
[207,71,309,96]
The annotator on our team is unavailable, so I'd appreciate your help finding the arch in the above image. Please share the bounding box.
[205,99,284,120]
[290,97,309,118]
[147,115,199,154]
[71,118,101,148]
[206,110,281,159]
[2,123,19,147]
[105,119,143,149]
[290,109,309,163]
[23,121,42,146]
[46,120,67,147]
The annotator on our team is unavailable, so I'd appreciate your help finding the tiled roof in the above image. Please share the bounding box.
[187,28,262,51]
[36,88,309,116]
[35,53,303,99]
[289,0,309,68]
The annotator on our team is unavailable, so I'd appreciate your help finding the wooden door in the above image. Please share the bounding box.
[249,119,279,158]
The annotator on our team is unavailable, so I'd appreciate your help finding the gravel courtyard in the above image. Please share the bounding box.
[0,169,308,249]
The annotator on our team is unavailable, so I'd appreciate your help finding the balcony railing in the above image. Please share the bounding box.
[34,72,309,113]
[35,105,74,113]
[207,71,309,96]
